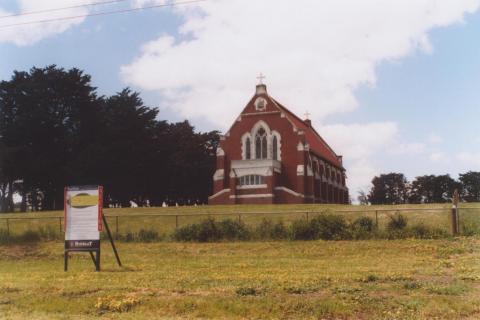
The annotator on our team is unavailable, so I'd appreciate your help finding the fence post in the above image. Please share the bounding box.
[451,206,459,236]
[175,215,179,229]
[59,217,62,234]
[115,216,119,240]
[238,214,241,223]
[305,212,309,222]
[375,210,378,228]
[6,218,9,238]
[451,189,460,236]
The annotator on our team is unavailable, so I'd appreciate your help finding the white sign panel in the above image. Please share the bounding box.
[64,186,103,250]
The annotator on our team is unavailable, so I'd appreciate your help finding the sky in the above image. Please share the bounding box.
[1,0,480,198]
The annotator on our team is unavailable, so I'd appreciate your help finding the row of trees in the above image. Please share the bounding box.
[360,172,480,205]
[0,66,219,212]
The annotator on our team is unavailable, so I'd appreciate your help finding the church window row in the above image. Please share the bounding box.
[312,158,346,186]
[238,175,265,186]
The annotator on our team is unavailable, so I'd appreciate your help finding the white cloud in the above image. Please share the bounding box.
[457,152,480,168]
[429,152,447,162]
[319,121,424,194]
[122,0,480,127]
[121,0,480,197]
[0,1,89,46]
[389,142,426,155]
[427,132,443,144]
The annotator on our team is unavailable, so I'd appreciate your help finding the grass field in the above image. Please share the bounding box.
[1,204,480,319]
[1,238,480,319]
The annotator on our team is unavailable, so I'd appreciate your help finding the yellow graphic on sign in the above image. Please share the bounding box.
[70,194,98,208]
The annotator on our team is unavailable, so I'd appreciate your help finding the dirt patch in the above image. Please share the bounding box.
[0,244,47,260]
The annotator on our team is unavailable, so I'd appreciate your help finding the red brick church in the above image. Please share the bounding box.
[208,80,349,205]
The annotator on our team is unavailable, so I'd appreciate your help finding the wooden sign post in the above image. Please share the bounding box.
[64,185,121,271]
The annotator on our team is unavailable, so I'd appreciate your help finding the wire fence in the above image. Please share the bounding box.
[1,206,479,241]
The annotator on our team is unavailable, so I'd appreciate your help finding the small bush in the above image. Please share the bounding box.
[197,218,222,242]
[137,229,160,242]
[290,219,315,240]
[18,230,41,242]
[173,224,200,242]
[0,229,8,244]
[218,219,251,241]
[310,214,350,240]
[387,213,408,231]
[255,219,288,240]
[351,216,376,239]
[409,224,448,239]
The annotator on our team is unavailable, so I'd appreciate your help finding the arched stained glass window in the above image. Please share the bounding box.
[272,135,278,160]
[255,127,267,159]
[245,138,251,159]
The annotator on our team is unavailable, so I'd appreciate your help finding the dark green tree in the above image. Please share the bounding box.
[368,173,408,205]
[409,174,459,203]
[459,171,480,202]
[0,66,100,211]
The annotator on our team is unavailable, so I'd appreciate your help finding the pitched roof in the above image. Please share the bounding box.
[269,97,343,169]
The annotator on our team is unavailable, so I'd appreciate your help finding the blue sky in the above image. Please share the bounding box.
[1,0,480,195]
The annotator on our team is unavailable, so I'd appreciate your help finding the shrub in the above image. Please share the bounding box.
[310,214,350,240]
[290,219,315,240]
[409,224,449,239]
[271,221,289,240]
[197,218,222,242]
[0,229,8,244]
[173,224,200,242]
[351,216,376,239]
[218,219,251,241]
[137,229,161,242]
[255,219,288,240]
[19,230,41,242]
[387,213,407,231]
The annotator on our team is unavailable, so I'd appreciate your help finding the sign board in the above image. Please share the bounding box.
[64,186,103,251]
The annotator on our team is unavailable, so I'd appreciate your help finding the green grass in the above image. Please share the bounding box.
[1,238,480,319]
[1,203,479,239]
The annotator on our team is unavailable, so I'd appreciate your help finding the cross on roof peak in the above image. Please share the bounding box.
[304,111,311,120]
[256,73,266,85]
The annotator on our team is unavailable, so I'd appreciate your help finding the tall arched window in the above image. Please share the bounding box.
[272,135,278,160]
[255,128,267,159]
[245,138,251,159]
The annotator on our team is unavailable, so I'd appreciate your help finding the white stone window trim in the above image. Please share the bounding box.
[241,132,253,160]
[270,130,282,161]
[236,184,267,190]
[254,97,267,111]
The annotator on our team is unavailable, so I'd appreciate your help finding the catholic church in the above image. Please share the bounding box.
[208,78,349,205]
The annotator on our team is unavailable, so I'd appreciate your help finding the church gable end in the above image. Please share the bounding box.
[209,80,349,205]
